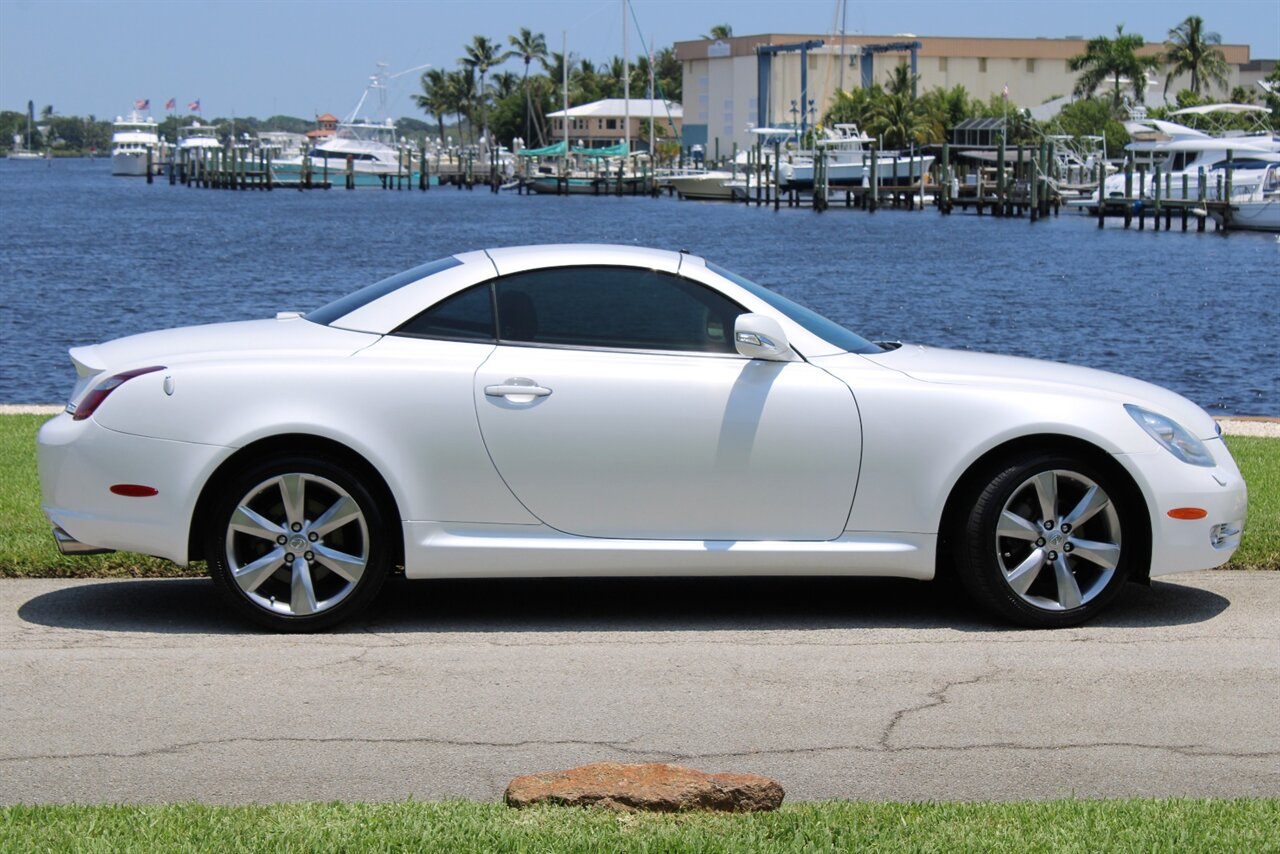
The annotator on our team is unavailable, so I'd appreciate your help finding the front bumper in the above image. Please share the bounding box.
[37,413,233,565]
[1120,437,1248,577]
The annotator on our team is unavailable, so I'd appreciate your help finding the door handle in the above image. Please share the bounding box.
[485,377,552,399]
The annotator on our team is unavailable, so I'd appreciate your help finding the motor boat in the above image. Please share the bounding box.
[111,111,163,176]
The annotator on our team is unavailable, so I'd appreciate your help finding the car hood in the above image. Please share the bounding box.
[67,317,380,398]
[854,343,1219,440]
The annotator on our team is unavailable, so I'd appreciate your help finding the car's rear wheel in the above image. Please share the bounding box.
[206,456,392,631]
[956,452,1134,628]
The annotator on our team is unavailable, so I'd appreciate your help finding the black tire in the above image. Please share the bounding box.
[955,451,1136,628]
[206,454,393,632]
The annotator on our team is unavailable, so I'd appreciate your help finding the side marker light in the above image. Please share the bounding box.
[1167,507,1208,520]
[110,484,159,498]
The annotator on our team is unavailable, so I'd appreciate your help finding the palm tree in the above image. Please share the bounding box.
[885,64,920,99]
[413,68,452,144]
[1163,16,1230,98]
[447,68,477,145]
[702,24,732,40]
[1069,25,1161,113]
[600,56,627,99]
[508,28,548,146]
[866,91,934,148]
[460,35,510,143]
[490,71,520,101]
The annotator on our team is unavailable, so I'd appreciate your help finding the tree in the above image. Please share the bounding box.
[508,27,547,146]
[866,91,934,148]
[885,64,919,99]
[1068,25,1161,113]
[702,24,732,40]
[460,35,510,143]
[822,86,880,130]
[1163,16,1229,98]
[414,68,453,144]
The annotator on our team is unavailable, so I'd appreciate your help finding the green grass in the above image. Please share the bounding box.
[1,414,1276,577]
[2,799,1278,853]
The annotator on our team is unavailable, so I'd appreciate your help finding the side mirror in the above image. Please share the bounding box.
[734,313,798,361]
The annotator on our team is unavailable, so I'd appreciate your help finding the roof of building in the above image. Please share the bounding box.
[547,99,683,119]
[674,33,1251,64]
[317,113,339,123]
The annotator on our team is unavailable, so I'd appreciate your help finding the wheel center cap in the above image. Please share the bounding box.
[288,534,308,552]
[1048,532,1065,548]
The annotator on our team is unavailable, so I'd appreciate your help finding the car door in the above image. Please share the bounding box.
[472,265,862,541]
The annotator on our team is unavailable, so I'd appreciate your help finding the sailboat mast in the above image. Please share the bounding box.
[623,0,630,171]
[562,30,569,173]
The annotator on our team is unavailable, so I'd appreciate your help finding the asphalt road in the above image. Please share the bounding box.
[2,571,1277,805]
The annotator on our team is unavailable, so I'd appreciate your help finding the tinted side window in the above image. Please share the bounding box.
[308,256,462,326]
[494,267,744,354]
[394,283,495,342]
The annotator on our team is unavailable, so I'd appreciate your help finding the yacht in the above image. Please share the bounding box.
[176,121,223,153]
[779,124,935,189]
[111,111,163,176]
[1092,105,1280,206]
[1211,161,1280,232]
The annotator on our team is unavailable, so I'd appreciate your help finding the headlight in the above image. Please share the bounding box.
[1125,404,1215,467]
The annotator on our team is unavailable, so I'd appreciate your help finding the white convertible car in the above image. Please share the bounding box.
[38,245,1247,630]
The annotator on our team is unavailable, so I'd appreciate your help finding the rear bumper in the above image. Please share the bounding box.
[51,525,114,556]
[38,413,233,565]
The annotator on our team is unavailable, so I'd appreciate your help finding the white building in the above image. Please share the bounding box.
[546,98,683,151]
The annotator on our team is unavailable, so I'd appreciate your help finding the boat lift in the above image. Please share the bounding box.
[855,41,923,98]
[756,41,824,135]
[756,39,923,134]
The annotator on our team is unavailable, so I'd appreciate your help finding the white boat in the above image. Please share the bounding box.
[779,124,935,189]
[1092,105,1280,206]
[667,169,735,200]
[176,121,223,153]
[111,111,163,176]
[272,63,427,187]
[1210,162,1280,232]
[8,103,44,160]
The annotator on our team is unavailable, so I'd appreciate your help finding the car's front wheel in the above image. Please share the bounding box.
[956,452,1135,628]
[206,455,392,631]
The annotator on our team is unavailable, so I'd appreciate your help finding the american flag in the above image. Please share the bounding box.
[165,98,176,111]
[188,99,201,112]
[134,99,149,110]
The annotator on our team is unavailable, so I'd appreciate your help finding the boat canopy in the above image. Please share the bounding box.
[1170,104,1272,117]
[573,142,629,157]
[516,141,567,157]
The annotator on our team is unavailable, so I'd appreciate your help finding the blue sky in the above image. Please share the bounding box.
[2,0,1276,120]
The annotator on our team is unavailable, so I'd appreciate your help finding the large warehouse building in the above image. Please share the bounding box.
[675,33,1255,155]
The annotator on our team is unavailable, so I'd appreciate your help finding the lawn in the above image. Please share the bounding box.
[2,799,1278,853]
[1,413,1276,577]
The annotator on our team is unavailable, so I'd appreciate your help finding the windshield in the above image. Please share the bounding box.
[706,262,883,355]
[307,256,462,326]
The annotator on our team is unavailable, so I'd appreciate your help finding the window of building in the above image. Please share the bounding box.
[978,57,987,73]
[1027,58,1036,73]
[606,118,617,130]
[939,56,948,72]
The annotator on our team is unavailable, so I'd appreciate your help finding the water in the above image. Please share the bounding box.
[2,158,1277,414]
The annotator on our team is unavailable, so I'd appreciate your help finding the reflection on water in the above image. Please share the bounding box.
[1,158,1276,414]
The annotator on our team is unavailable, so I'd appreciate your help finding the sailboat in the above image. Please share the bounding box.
[7,101,44,160]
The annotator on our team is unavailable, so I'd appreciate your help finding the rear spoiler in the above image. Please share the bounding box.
[67,345,106,408]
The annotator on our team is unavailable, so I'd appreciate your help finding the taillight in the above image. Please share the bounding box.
[70,366,166,421]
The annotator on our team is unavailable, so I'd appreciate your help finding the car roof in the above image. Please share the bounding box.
[483,244,691,277]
